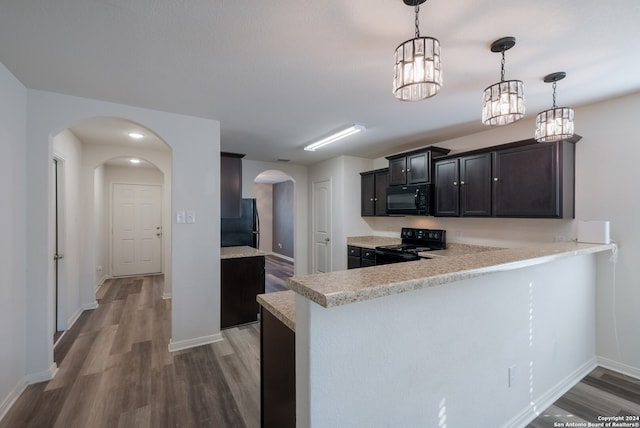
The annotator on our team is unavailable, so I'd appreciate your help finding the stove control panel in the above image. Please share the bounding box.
[400,227,446,249]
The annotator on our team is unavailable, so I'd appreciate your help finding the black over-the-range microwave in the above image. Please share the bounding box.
[386,184,430,215]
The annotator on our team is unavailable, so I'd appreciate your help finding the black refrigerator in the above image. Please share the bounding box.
[221,198,260,248]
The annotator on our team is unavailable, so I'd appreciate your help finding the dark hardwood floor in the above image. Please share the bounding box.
[3,269,638,428]
[265,254,293,293]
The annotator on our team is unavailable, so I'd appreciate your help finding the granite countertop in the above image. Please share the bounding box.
[347,236,401,249]
[287,242,615,308]
[220,246,267,259]
[421,243,502,258]
[257,290,296,332]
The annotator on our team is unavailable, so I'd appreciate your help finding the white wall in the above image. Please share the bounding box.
[308,156,374,271]
[0,63,28,419]
[297,253,600,427]
[243,160,308,275]
[93,165,108,286]
[356,92,640,375]
[52,130,84,330]
[25,89,220,375]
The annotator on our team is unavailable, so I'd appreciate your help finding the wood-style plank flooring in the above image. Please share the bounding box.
[265,254,293,293]
[1,275,260,428]
[527,366,640,427]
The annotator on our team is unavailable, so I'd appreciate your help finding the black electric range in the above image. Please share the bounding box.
[375,227,446,265]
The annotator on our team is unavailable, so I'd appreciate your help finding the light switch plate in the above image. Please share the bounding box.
[176,210,186,224]
[186,211,196,224]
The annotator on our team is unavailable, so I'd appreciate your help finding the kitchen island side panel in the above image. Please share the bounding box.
[296,253,598,428]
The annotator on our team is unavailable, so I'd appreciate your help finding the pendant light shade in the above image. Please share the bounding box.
[535,72,575,142]
[393,0,442,101]
[482,37,525,126]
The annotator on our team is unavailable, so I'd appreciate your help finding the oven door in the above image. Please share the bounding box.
[375,249,420,265]
[386,184,429,215]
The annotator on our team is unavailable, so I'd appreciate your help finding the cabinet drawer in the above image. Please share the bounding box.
[348,246,361,257]
[361,249,376,261]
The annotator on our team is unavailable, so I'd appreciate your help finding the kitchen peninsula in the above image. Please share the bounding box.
[259,241,615,427]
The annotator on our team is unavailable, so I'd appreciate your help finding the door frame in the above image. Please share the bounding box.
[311,178,332,274]
[109,181,164,277]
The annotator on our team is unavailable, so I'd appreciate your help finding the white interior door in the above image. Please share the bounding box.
[112,183,162,276]
[312,179,331,274]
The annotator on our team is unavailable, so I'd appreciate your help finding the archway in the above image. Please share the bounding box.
[50,117,172,345]
[254,170,295,293]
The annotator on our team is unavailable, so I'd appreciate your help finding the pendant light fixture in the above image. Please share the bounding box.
[534,72,575,142]
[482,37,525,126]
[393,0,442,101]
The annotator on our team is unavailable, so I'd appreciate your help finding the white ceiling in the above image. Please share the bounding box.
[1,0,639,165]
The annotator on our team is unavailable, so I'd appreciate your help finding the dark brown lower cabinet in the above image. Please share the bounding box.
[221,256,265,329]
[261,309,295,428]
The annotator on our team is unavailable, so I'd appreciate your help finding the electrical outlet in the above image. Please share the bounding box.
[508,365,517,388]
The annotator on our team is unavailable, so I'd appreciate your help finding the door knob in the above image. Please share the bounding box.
[54,253,64,260]
[156,232,162,237]
[325,237,330,242]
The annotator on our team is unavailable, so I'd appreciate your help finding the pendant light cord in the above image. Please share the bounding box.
[552,81,557,108]
[500,50,506,82]
[414,4,420,38]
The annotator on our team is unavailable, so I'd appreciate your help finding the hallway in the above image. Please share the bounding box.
[1,276,260,428]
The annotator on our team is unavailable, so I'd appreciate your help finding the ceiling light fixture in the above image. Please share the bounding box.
[393,0,442,101]
[482,37,525,126]
[535,72,575,143]
[303,125,366,152]
[128,132,144,140]
[130,158,141,164]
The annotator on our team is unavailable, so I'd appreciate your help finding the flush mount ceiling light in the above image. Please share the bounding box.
[482,37,525,126]
[393,0,442,101]
[128,132,144,140]
[303,125,366,152]
[535,72,575,143]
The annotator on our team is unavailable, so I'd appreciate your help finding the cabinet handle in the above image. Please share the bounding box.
[407,168,411,172]
[401,169,405,173]
[460,181,465,185]
[453,181,457,185]
[370,198,374,201]
[374,198,378,201]
[493,177,499,182]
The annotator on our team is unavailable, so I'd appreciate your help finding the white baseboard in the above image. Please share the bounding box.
[66,306,84,330]
[95,275,110,293]
[504,356,598,428]
[82,300,99,311]
[25,362,58,384]
[168,333,224,353]
[597,356,640,379]
[268,252,294,263]
[0,377,28,423]
[162,292,172,300]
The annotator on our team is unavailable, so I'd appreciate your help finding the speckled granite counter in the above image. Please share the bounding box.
[347,236,401,249]
[288,242,615,308]
[421,242,501,258]
[257,290,296,332]
[220,246,267,259]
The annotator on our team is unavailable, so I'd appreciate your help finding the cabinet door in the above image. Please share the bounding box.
[374,171,389,216]
[388,157,407,186]
[434,158,460,216]
[221,153,243,218]
[460,153,492,216]
[407,151,430,184]
[492,143,559,217]
[221,256,265,328]
[361,173,376,216]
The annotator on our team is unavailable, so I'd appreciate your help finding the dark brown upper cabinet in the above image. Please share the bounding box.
[361,168,389,217]
[492,140,576,218]
[434,153,492,217]
[386,147,450,186]
[221,152,244,218]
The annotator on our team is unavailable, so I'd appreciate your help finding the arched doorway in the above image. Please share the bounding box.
[50,117,172,344]
[254,170,295,293]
